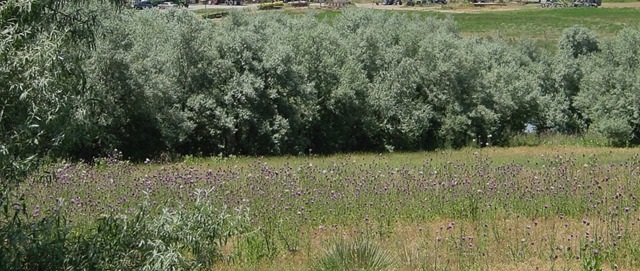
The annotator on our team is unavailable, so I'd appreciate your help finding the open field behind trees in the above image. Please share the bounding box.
[17,147,640,270]
[197,1,640,46]
[5,1,640,270]
[430,8,640,44]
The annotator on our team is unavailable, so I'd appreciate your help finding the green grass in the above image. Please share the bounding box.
[17,143,640,270]
[304,6,640,48]
[24,145,640,270]
[194,1,640,47]
[444,8,640,39]
[312,9,343,20]
[192,7,232,18]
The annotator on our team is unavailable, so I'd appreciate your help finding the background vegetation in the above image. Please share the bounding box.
[3,1,640,270]
[11,6,640,163]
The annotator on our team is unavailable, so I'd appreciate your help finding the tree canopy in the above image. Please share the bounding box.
[4,6,640,171]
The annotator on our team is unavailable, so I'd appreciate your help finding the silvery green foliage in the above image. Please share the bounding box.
[76,9,551,155]
[1,0,128,180]
[140,240,187,271]
[529,28,602,135]
[558,26,600,59]
[1,0,80,181]
[72,8,200,160]
[576,28,640,146]
[334,11,536,149]
[45,7,640,159]
[1,4,123,252]
[1,1,121,270]
[531,27,599,135]
[65,192,251,270]
[534,54,587,134]
[480,49,539,144]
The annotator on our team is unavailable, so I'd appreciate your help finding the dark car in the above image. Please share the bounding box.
[133,1,154,9]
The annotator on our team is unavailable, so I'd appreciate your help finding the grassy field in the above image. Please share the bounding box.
[327,6,640,48]
[195,3,640,49]
[433,7,640,44]
[22,145,640,270]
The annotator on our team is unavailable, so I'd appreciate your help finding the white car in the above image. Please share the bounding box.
[157,2,178,8]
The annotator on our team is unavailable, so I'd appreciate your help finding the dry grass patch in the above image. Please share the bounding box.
[212,216,640,270]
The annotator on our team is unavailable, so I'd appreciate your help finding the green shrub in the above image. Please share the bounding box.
[74,193,251,269]
[0,203,69,271]
[594,119,633,147]
[558,26,599,58]
[314,237,395,271]
[0,189,252,270]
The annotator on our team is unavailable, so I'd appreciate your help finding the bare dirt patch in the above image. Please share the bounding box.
[602,1,640,7]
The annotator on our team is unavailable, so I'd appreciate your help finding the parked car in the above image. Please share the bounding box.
[133,0,154,9]
[158,1,178,8]
[151,0,189,7]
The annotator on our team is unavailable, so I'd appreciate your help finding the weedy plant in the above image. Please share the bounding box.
[0,200,69,271]
[0,188,251,271]
[314,237,396,271]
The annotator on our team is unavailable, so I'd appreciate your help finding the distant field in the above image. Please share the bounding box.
[431,7,640,43]
[198,3,640,48]
[342,6,640,48]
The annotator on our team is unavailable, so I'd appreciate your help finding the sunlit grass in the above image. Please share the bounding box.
[213,216,640,270]
[21,142,640,269]
[192,0,640,44]
[303,5,640,48]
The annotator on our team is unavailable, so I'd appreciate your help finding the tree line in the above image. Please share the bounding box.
[4,4,640,165]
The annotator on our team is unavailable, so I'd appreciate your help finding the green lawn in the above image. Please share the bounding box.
[442,7,640,39]
[310,5,640,48]
[192,7,232,17]
[196,2,640,44]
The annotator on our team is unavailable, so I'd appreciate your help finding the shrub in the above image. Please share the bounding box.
[0,189,251,270]
[72,192,251,270]
[558,26,599,58]
[314,237,396,271]
[594,119,633,147]
[0,202,69,271]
